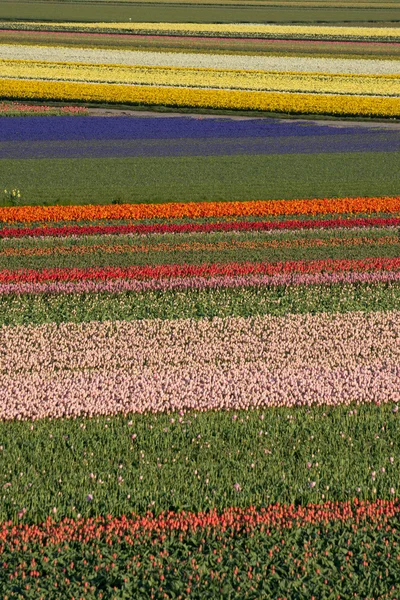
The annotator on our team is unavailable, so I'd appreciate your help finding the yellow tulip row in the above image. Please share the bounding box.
[2,60,400,97]
[1,78,399,117]
[7,21,400,40]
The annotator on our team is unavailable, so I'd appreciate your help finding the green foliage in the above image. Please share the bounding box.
[0,282,398,326]
[2,152,399,206]
[0,405,399,523]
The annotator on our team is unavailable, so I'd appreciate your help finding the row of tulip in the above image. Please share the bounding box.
[2,30,398,61]
[1,500,398,547]
[4,21,400,40]
[2,47,399,75]
[2,359,399,420]
[1,257,398,283]
[1,233,397,259]
[1,215,399,239]
[1,196,399,223]
[0,500,399,597]
[3,78,399,116]
[5,60,400,96]
[1,269,398,296]
[4,311,398,374]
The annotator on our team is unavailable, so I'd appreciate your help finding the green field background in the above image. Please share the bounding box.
[0,0,399,23]
[3,152,399,206]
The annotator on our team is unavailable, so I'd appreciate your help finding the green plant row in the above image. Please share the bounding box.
[0,1,397,24]
[0,404,399,523]
[1,238,397,271]
[1,282,398,326]
[3,226,393,249]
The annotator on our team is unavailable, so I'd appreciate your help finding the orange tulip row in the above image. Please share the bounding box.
[1,196,400,224]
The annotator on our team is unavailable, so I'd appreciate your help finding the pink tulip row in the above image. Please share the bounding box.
[0,102,87,114]
[0,269,399,296]
[2,311,398,374]
[0,310,398,420]
[1,360,398,420]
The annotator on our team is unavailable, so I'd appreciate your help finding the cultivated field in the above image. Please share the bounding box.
[0,1,399,599]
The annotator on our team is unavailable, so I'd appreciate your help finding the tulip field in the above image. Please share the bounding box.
[1,17,400,117]
[0,2,400,598]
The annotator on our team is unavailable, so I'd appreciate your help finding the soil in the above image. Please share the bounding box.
[85,106,400,128]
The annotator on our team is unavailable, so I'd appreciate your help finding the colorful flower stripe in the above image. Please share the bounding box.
[1,257,399,284]
[0,101,87,114]
[9,22,400,40]
[3,30,400,57]
[0,503,399,599]
[4,60,400,96]
[4,29,400,46]
[2,79,400,117]
[2,360,398,419]
[2,215,399,239]
[1,269,399,296]
[4,312,397,374]
[1,196,399,224]
[1,500,398,547]
[1,235,397,258]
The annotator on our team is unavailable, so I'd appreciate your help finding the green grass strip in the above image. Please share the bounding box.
[0,404,399,523]
[0,2,398,23]
[3,152,400,206]
[1,282,399,326]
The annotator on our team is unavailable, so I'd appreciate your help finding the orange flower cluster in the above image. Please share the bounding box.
[1,196,400,224]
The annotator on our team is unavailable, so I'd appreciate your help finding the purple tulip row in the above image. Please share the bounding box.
[2,131,399,159]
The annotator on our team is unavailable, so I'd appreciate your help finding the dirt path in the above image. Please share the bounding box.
[85,106,400,128]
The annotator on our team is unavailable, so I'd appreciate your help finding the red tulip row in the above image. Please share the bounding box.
[1,215,399,239]
[1,257,399,284]
[0,499,398,550]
